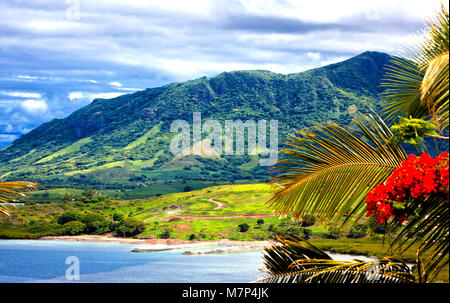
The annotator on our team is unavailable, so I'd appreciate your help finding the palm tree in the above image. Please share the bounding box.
[261,4,449,283]
[0,181,38,216]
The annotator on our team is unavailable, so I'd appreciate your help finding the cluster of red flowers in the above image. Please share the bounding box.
[365,152,449,224]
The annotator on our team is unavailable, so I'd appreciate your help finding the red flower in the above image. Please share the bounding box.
[365,152,449,224]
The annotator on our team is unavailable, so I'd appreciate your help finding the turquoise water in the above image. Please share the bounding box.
[0,240,266,283]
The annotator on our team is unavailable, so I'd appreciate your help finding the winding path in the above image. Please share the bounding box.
[162,213,274,222]
[144,194,275,222]
[208,197,226,210]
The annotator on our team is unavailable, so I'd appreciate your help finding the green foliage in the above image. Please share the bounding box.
[390,117,439,150]
[80,213,111,234]
[116,217,145,237]
[300,214,316,227]
[112,213,124,221]
[238,223,250,232]
[183,186,194,192]
[62,221,86,235]
[57,210,82,225]
[159,228,172,239]
[325,227,341,239]
[347,223,369,239]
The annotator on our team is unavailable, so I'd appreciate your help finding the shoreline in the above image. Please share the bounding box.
[36,235,271,254]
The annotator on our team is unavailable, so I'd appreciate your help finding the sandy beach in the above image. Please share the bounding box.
[38,235,271,254]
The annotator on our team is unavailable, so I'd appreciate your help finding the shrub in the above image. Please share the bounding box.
[159,229,172,239]
[184,186,194,192]
[300,214,316,227]
[302,228,313,240]
[25,222,62,236]
[347,223,368,239]
[57,210,82,225]
[257,219,265,225]
[238,223,250,232]
[325,227,341,239]
[115,217,145,237]
[62,221,86,235]
[80,213,111,234]
[113,213,124,221]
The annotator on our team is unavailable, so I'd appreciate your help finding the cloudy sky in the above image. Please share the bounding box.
[0,0,446,147]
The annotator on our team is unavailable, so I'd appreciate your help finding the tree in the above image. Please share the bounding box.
[57,210,82,225]
[116,217,145,237]
[80,213,111,234]
[238,223,250,232]
[160,229,172,239]
[62,193,74,203]
[183,186,194,192]
[62,221,86,236]
[257,219,265,226]
[113,213,124,221]
[0,181,38,216]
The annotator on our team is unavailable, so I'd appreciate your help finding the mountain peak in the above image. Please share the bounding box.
[0,52,394,187]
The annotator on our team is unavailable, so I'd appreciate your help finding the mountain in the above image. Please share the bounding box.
[0,51,393,190]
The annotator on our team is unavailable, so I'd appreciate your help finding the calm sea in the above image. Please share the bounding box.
[0,240,266,283]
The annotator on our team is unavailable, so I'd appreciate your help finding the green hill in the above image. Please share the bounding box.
[0,51,393,190]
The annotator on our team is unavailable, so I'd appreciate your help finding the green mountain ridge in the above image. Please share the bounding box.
[0,51,393,189]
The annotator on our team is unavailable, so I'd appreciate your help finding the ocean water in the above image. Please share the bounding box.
[0,240,266,283]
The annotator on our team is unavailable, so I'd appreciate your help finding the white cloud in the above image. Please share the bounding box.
[68,92,84,100]
[69,91,127,101]
[306,52,321,60]
[109,81,122,87]
[16,75,39,80]
[20,99,49,114]
[2,91,42,98]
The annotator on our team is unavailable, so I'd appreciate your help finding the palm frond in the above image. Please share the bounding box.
[389,192,449,282]
[421,51,449,131]
[268,114,406,227]
[381,57,428,123]
[0,181,38,216]
[381,4,449,130]
[259,235,414,283]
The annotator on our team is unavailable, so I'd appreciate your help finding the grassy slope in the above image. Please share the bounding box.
[34,137,92,164]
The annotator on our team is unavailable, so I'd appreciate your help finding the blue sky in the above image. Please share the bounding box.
[0,0,446,147]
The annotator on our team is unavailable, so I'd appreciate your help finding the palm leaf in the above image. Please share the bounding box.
[421,51,449,131]
[259,235,414,283]
[268,114,406,227]
[381,4,449,131]
[381,57,428,123]
[0,181,38,216]
[388,182,449,282]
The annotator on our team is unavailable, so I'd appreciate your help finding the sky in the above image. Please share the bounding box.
[0,0,447,147]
